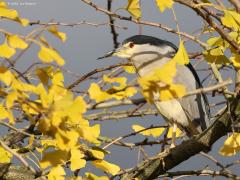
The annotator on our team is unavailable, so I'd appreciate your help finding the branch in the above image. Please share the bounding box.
[174,0,240,52]
[29,20,127,30]
[67,62,131,90]
[228,0,240,12]
[119,96,240,180]
[85,108,158,121]
[102,125,168,149]
[159,169,240,179]
[88,79,232,110]
[107,0,120,48]
[79,0,208,48]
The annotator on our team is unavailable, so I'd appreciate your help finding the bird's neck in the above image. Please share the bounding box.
[130,54,171,77]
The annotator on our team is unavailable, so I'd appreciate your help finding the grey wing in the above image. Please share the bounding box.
[174,64,210,132]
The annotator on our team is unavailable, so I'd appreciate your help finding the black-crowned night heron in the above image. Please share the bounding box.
[98,35,210,147]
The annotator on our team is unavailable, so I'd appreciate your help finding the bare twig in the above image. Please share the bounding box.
[88,79,232,110]
[80,0,208,48]
[107,0,120,48]
[67,62,131,89]
[29,20,127,30]
[102,125,168,149]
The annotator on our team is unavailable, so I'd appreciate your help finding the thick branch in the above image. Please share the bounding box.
[159,169,240,179]
[120,97,240,180]
[0,164,38,180]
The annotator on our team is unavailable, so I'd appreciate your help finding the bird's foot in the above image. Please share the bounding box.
[170,142,176,149]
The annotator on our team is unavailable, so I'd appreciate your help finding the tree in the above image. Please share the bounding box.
[0,0,240,179]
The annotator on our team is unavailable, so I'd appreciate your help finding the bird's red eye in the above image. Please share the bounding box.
[129,42,135,48]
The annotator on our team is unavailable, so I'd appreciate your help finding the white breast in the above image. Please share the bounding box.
[153,94,190,127]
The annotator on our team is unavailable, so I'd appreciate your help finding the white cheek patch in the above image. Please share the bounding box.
[158,45,176,55]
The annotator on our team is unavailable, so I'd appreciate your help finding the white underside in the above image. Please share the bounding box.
[130,51,207,130]
[153,97,189,127]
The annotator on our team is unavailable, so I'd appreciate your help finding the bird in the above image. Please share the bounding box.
[98,35,210,147]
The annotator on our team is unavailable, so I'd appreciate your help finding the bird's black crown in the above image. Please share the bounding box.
[122,35,178,51]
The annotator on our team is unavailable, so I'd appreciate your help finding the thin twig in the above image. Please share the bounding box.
[80,0,208,48]
[0,140,37,175]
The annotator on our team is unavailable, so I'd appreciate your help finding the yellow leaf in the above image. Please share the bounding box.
[6,91,18,109]
[70,148,86,171]
[63,96,87,124]
[6,111,14,124]
[36,68,50,86]
[0,2,7,7]
[88,83,112,103]
[203,48,230,65]
[41,139,57,149]
[167,127,183,138]
[159,84,186,101]
[35,83,50,108]
[0,66,13,86]
[230,55,240,68]
[219,133,240,156]
[0,146,12,163]
[132,124,165,138]
[92,160,120,175]
[52,70,64,86]
[74,96,87,114]
[40,150,68,169]
[22,102,39,115]
[55,130,79,150]
[89,149,105,160]
[126,0,141,19]
[0,7,18,19]
[123,65,136,74]
[25,135,34,149]
[49,85,67,102]
[0,105,9,120]
[207,36,223,47]
[138,60,185,102]
[221,10,240,30]
[0,41,16,58]
[52,92,73,112]
[7,35,28,49]
[173,41,189,65]
[111,87,137,100]
[38,46,65,66]
[18,18,29,26]
[85,172,109,180]
[12,80,36,92]
[152,59,177,84]
[48,165,65,180]
[48,25,67,42]
[78,124,100,144]
[156,0,174,12]
[103,75,127,89]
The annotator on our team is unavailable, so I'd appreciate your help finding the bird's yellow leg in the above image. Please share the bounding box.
[170,123,177,148]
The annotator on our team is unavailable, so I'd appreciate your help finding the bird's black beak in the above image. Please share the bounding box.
[97,50,115,60]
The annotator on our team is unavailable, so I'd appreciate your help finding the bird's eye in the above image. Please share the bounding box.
[129,42,135,48]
